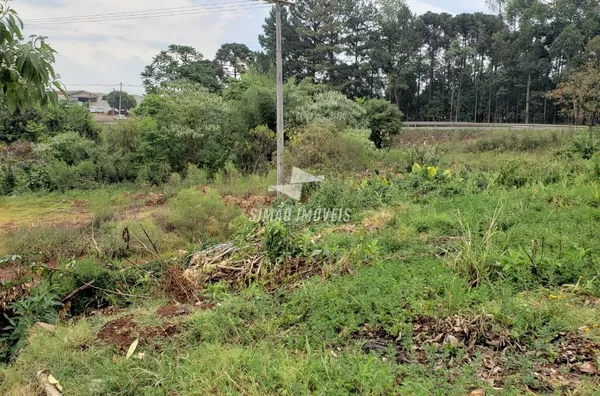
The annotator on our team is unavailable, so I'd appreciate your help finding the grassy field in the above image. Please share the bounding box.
[2,128,600,394]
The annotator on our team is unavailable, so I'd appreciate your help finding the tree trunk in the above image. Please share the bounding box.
[394,88,402,112]
[525,69,532,124]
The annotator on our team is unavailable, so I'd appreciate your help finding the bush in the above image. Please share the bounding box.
[36,132,99,166]
[287,122,375,174]
[363,99,403,148]
[43,104,101,141]
[298,91,367,130]
[165,189,241,243]
[234,125,276,174]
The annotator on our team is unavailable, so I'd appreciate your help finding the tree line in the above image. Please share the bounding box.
[142,0,600,125]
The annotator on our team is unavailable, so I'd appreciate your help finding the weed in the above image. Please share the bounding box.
[0,282,62,361]
[448,203,503,287]
[165,189,241,243]
[2,225,88,261]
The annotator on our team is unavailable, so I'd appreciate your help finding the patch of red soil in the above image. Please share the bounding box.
[97,314,182,351]
[156,304,191,318]
[97,314,138,350]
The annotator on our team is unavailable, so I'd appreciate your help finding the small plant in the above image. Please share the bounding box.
[0,282,62,361]
[165,189,241,243]
[264,221,308,264]
[448,203,503,287]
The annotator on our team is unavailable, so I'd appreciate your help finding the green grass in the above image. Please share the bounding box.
[3,129,600,394]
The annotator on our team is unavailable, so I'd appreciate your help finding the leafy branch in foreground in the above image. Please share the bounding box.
[0,2,65,112]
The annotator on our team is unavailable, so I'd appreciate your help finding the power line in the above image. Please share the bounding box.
[23,0,255,23]
[25,3,270,26]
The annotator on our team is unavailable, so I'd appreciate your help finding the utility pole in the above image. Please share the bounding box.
[118,82,123,116]
[275,3,284,189]
[265,0,294,190]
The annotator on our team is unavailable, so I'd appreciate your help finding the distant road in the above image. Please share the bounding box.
[404,121,586,130]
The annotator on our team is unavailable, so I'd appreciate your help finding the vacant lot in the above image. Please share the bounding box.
[2,129,600,395]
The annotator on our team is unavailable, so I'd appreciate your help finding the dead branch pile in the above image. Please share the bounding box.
[183,241,324,290]
[183,242,265,287]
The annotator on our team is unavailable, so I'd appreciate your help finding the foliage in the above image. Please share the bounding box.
[297,91,367,129]
[0,104,100,143]
[287,122,374,174]
[165,189,241,243]
[103,91,137,111]
[141,45,222,94]
[0,4,64,113]
[550,62,600,126]
[0,282,62,361]
[363,99,404,148]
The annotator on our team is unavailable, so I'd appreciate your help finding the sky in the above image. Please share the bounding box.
[18,0,490,96]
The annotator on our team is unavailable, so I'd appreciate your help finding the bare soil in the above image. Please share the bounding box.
[96,314,181,351]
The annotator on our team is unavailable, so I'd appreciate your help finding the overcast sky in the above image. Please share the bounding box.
[18,0,489,96]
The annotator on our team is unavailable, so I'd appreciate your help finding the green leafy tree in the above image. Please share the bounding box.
[103,91,137,111]
[215,43,254,79]
[363,98,403,148]
[141,45,222,93]
[0,4,64,113]
[258,6,302,79]
[372,0,421,111]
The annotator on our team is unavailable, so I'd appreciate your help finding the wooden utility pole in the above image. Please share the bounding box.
[119,82,123,116]
[265,0,294,189]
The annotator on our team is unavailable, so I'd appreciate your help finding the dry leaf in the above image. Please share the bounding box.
[466,389,485,396]
[579,362,597,374]
[447,334,459,347]
[47,374,63,392]
[126,339,139,360]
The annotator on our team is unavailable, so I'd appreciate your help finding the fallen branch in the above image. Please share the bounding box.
[61,280,95,303]
[89,285,152,299]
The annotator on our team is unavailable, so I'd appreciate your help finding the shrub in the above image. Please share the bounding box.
[182,164,210,188]
[363,99,403,148]
[43,104,101,141]
[36,132,99,166]
[287,122,374,174]
[570,129,600,159]
[165,189,241,243]
[298,91,367,130]
[234,125,276,174]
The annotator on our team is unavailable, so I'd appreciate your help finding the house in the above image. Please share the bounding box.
[56,90,111,113]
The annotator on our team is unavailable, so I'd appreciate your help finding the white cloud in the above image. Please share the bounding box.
[19,0,271,95]
[16,0,491,96]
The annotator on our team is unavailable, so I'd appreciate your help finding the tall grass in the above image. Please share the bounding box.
[448,203,503,287]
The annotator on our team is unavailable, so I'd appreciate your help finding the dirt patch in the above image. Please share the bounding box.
[97,314,138,350]
[222,195,275,216]
[360,315,600,391]
[156,304,191,318]
[97,314,182,351]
